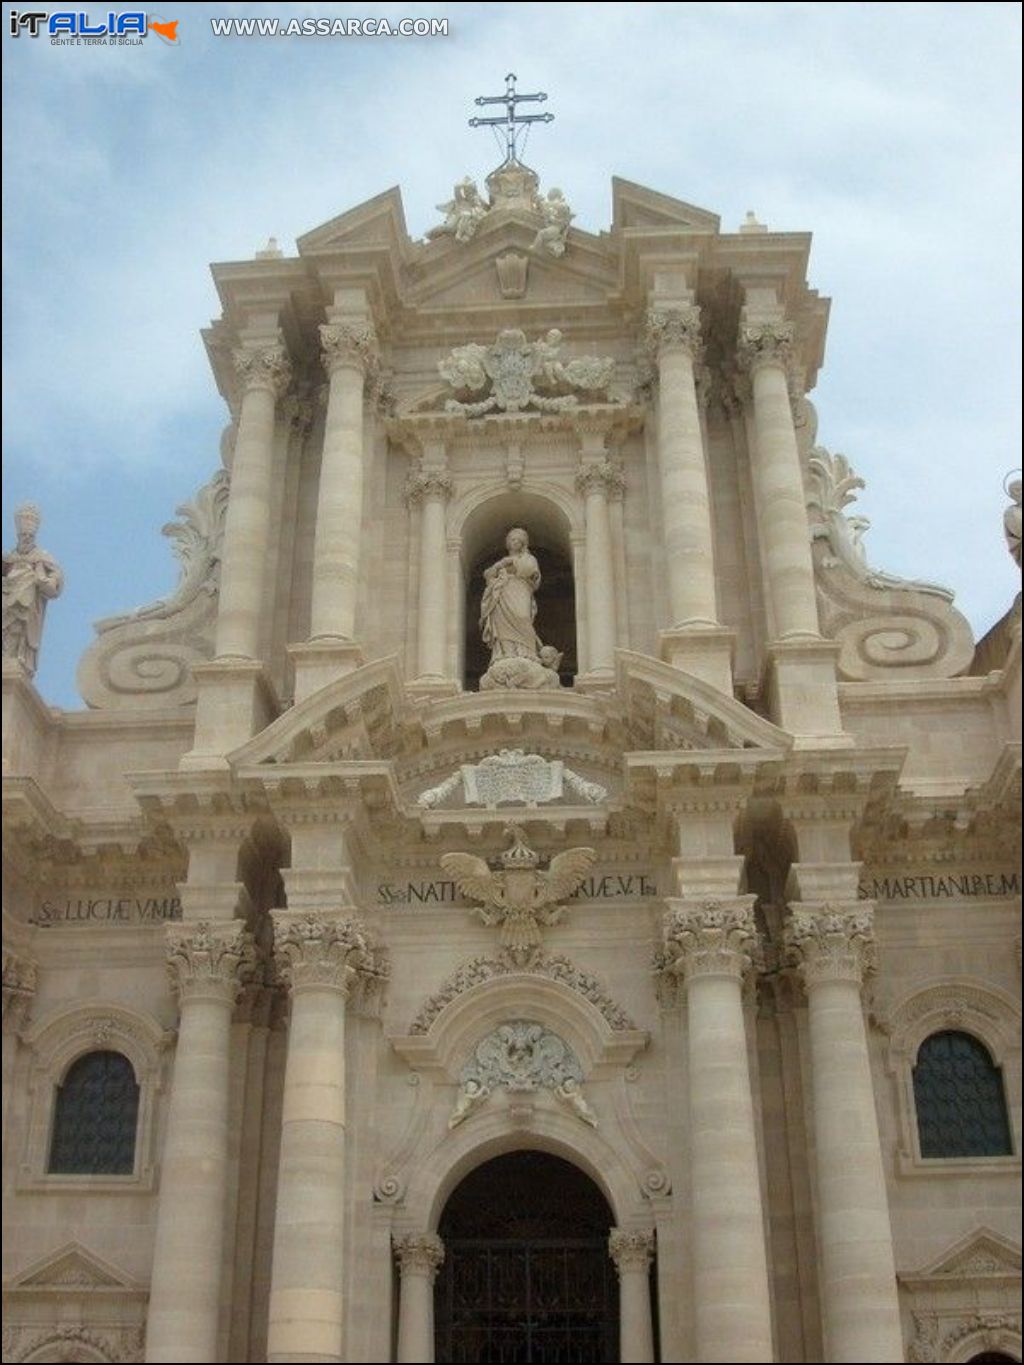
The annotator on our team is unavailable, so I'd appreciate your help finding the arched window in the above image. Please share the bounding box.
[913,1030,1013,1158]
[47,1050,140,1175]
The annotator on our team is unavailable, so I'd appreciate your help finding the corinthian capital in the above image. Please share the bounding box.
[575,460,626,499]
[659,898,758,982]
[608,1228,655,1274]
[166,920,256,1005]
[736,320,795,375]
[320,319,379,377]
[404,469,454,506]
[393,1232,445,1279]
[644,305,703,362]
[232,344,292,397]
[785,902,877,987]
[271,907,380,995]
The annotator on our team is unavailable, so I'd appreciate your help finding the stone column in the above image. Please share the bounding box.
[646,306,717,629]
[394,1233,445,1364]
[2,946,36,1152]
[146,921,254,1364]
[310,320,378,643]
[608,1229,655,1364]
[786,903,903,1363]
[406,466,454,684]
[660,900,774,1363]
[216,344,292,660]
[266,909,379,1364]
[736,322,819,642]
[576,460,624,678]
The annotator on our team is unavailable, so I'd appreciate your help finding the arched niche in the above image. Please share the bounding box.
[456,489,579,691]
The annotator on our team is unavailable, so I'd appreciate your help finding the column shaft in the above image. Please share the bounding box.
[746,356,819,640]
[267,985,348,1363]
[609,1231,655,1365]
[146,994,240,1361]
[648,309,718,628]
[394,1235,444,1364]
[311,350,367,640]
[216,348,289,659]
[412,480,451,680]
[578,465,618,674]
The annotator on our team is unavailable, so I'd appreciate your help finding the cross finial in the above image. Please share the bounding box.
[469,72,554,165]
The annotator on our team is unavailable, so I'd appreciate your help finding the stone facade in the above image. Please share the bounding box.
[2,162,1020,1364]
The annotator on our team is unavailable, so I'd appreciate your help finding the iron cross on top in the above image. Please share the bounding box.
[469,73,554,164]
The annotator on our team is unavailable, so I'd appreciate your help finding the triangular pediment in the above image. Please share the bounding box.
[8,1241,141,1292]
[913,1228,1023,1281]
[296,186,410,255]
[611,177,720,234]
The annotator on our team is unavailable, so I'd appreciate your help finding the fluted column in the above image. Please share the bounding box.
[609,1229,655,1364]
[2,946,36,1152]
[216,344,291,659]
[406,468,454,682]
[660,900,774,1362]
[266,909,380,1364]
[311,321,378,641]
[786,903,902,1362]
[576,460,624,676]
[146,921,254,1363]
[645,306,717,629]
[737,322,819,641]
[394,1233,445,1364]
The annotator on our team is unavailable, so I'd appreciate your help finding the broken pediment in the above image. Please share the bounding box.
[295,186,411,255]
[611,177,721,234]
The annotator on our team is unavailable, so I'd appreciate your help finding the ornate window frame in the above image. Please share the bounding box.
[883,979,1021,1179]
[17,1001,173,1193]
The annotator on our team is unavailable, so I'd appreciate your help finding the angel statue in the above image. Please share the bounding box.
[441,826,596,966]
[531,187,574,257]
[427,177,488,244]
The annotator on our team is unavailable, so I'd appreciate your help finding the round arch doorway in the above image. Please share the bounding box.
[435,1150,619,1364]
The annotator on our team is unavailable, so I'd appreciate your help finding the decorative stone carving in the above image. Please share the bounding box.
[77,469,230,709]
[271,909,384,995]
[806,445,975,679]
[404,469,453,506]
[2,1322,145,1362]
[909,1311,1023,1363]
[658,899,758,982]
[320,319,380,377]
[736,320,795,374]
[409,951,638,1035]
[438,328,615,416]
[2,946,37,1035]
[427,176,489,242]
[1005,473,1022,569]
[608,1228,655,1273]
[441,825,595,965]
[2,503,64,676]
[809,448,953,597]
[393,1232,445,1277]
[530,187,574,257]
[495,251,529,299]
[480,654,563,690]
[232,343,292,396]
[417,749,607,809]
[449,1020,596,1128]
[785,903,877,987]
[644,305,703,362]
[477,527,565,690]
[166,920,256,1005]
[575,461,626,499]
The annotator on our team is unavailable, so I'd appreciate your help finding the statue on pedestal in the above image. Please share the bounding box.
[1004,474,1022,570]
[2,503,64,677]
[478,528,562,689]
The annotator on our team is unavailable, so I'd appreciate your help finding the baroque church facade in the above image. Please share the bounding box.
[2,147,1021,1365]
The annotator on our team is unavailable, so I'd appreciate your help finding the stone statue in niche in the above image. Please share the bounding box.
[2,503,64,676]
[479,527,563,690]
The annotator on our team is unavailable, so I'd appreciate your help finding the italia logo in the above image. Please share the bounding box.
[9,11,180,42]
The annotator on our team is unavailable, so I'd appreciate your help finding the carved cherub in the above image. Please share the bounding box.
[441,826,595,966]
[428,177,488,244]
[531,187,573,257]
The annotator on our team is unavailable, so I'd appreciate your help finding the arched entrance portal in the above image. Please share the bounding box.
[434,1150,619,1363]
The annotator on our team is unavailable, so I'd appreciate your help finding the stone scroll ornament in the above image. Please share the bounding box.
[806,446,974,680]
[1,503,64,677]
[418,749,607,809]
[76,469,230,708]
[449,1020,597,1129]
[441,825,595,967]
[438,328,615,417]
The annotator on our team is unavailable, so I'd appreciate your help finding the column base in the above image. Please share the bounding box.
[182,659,280,768]
[289,640,363,704]
[406,676,462,703]
[573,668,616,694]
[764,638,853,747]
[659,627,736,695]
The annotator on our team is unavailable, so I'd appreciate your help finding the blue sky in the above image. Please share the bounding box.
[3,1,1021,708]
